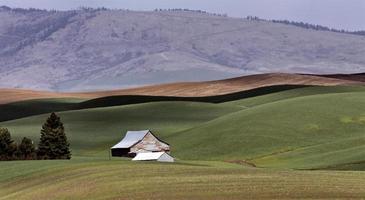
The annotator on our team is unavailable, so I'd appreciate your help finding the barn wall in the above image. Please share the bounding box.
[130,132,170,154]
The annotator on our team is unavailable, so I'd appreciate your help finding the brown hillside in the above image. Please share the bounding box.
[0,73,362,105]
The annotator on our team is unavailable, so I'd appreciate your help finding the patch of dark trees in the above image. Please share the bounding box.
[153,8,228,17]
[2,6,363,36]
[0,6,227,17]
[246,16,365,37]
[0,5,107,13]
[0,113,71,161]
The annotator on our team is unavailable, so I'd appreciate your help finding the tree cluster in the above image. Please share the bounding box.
[154,8,228,17]
[246,15,365,37]
[0,128,36,161]
[0,113,71,161]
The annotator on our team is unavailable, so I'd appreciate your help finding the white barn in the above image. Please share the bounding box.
[132,152,174,162]
[111,130,170,157]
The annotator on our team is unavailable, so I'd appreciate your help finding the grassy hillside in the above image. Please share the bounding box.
[172,91,365,169]
[2,86,365,170]
[0,101,241,156]
[2,86,365,199]
[1,159,365,200]
[226,85,365,107]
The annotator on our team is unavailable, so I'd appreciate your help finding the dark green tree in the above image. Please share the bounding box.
[18,137,36,160]
[37,113,71,159]
[0,128,17,160]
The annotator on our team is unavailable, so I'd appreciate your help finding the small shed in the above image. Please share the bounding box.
[111,130,170,157]
[132,152,174,162]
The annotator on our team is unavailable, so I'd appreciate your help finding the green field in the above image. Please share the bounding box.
[1,101,240,156]
[172,91,365,169]
[1,86,365,199]
[1,159,365,199]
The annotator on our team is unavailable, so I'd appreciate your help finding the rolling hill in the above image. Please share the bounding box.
[0,73,363,105]
[2,85,365,170]
[0,101,241,156]
[171,91,365,169]
[0,7,365,91]
[1,83,365,199]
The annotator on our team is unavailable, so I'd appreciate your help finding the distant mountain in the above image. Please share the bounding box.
[0,7,365,91]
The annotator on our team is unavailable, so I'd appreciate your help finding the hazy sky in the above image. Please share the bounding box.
[1,0,364,31]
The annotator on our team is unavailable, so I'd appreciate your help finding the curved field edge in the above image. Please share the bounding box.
[225,85,365,107]
[0,84,306,122]
[2,85,365,122]
[0,98,85,122]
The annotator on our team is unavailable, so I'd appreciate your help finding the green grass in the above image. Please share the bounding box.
[226,85,365,107]
[1,159,365,200]
[0,101,241,156]
[2,86,365,169]
[171,91,365,169]
[2,86,365,199]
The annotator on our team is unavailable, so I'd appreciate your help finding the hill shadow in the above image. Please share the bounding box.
[0,85,307,122]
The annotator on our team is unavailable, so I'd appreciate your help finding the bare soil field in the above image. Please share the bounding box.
[0,73,363,104]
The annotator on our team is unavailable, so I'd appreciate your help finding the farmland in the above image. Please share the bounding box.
[1,84,365,199]
[0,72,362,105]
[1,159,365,199]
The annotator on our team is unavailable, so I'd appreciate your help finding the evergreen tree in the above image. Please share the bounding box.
[37,113,71,159]
[18,137,36,160]
[0,128,17,160]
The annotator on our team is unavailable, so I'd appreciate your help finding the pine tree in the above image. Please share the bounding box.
[18,137,36,160]
[0,128,17,160]
[37,113,71,159]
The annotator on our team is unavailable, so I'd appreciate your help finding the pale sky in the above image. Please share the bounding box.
[1,0,364,31]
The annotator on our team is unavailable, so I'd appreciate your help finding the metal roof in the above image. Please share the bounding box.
[111,130,150,149]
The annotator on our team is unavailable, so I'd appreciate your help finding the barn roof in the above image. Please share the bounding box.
[111,130,150,149]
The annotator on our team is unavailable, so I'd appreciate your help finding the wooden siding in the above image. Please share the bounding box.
[130,132,170,154]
